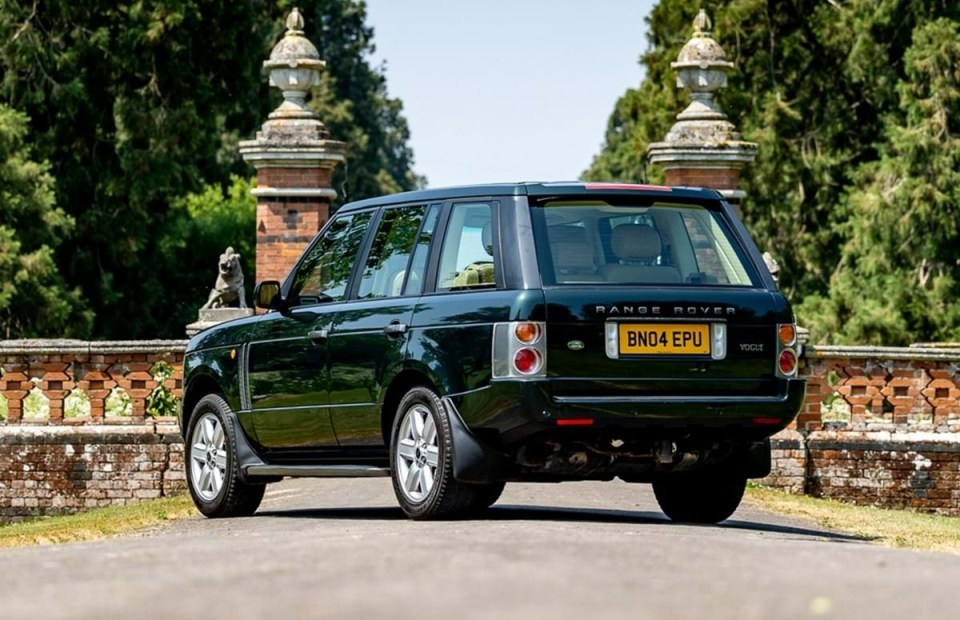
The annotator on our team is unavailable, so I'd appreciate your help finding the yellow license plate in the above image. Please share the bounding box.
[618,323,710,355]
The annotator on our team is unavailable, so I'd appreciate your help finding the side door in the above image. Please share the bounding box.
[247,210,373,449]
[327,203,439,447]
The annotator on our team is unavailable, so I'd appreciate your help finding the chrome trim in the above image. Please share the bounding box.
[244,465,390,478]
[552,394,790,405]
[238,343,251,412]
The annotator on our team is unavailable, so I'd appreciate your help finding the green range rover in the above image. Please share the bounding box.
[178,182,804,523]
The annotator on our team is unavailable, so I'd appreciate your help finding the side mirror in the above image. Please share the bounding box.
[254,281,283,310]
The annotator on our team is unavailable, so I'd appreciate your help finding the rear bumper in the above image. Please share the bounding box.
[450,377,806,447]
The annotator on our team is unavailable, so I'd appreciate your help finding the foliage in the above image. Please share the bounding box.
[0,104,91,337]
[298,0,425,202]
[145,360,179,418]
[585,0,960,345]
[157,175,257,330]
[0,0,420,338]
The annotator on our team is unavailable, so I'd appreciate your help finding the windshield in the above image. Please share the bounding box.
[530,200,760,287]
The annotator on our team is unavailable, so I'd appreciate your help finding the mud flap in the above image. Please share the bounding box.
[223,410,270,482]
[741,438,772,478]
[442,397,510,484]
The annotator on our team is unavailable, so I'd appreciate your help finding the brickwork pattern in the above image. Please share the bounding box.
[762,347,960,515]
[664,167,741,190]
[798,353,960,432]
[257,166,333,189]
[2,341,960,519]
[255,200,329,284]
[0,342,185,425]
[0,425,185,523]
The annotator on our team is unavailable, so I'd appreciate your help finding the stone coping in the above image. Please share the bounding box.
[0,423,182,444]
[0,340,188,355]
[806,344,960,362]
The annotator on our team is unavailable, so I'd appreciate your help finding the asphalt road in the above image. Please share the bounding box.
[1,478,958,620]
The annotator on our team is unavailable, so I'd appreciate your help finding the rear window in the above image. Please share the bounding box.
[530,200,760,287]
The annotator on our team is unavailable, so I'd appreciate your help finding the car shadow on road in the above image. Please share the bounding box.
[254,504,872,544]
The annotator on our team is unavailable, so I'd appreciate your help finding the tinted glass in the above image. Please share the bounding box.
[292,211,373,304]
[436,202,496,291]
[403,204,440,296]
[530,201,759,287]
[357,205,427,299]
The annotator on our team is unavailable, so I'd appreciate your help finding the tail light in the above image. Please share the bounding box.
[778,324,797,347]
[776,322,799,377]
[493,321,547,379]
[778,349,798,375]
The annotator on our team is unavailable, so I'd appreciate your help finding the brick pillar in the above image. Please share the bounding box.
[239,8,345,285]
[647,10,756,209]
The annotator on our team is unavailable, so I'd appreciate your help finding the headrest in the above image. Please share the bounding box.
[481,221,493,256]
[610,224,661,260]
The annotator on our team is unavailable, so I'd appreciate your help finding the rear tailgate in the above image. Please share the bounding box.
[543,287,787,399]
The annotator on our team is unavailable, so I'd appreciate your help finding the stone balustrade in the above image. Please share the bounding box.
[765,345,960,515]
[0,341,187,522]
[2,339,960,521]
[0,340,186,425]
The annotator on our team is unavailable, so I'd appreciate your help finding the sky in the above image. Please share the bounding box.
[362,0,659,189]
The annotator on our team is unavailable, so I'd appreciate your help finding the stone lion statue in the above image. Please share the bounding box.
[201,247,247,309]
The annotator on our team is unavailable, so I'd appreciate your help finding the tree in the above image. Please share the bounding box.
[156,176,257,331]
[0,104,91,337]
[585,0,960,345]
[299,0,424,202]
[798,18,960,344]
[0,0,421,338]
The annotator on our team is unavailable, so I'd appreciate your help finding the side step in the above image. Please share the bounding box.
[245,464,391,478]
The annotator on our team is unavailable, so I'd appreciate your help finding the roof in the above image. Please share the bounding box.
[339,182,724,211]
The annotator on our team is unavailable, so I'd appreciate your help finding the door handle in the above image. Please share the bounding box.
[383,321,408,336]
[307,328,329,342]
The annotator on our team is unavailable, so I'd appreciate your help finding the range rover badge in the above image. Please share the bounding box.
[568,340,585,351]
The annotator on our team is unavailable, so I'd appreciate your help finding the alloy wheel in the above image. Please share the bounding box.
[190,411,227,501]
[395,403,440,502]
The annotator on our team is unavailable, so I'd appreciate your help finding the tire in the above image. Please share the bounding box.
[652,468,747,524]
[186,394,265,518]
[390,386,476,519]
[464,482,506,514]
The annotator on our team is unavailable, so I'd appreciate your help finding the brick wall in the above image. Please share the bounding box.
[0,425,184,522]
[251,162,337,285]
[663,167,741,191]
[0,341,187,523]
[3,340,960,521]
[255,197,330,285]
[762,345,960,515]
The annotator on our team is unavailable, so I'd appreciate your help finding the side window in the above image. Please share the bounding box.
[436,202,496,291]
[292,211,373,305]
[680,212,732,284]
[357,205,427,299]
[403,204,440,296]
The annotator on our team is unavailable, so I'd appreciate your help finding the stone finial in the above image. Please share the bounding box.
[286,7,305,33]
[647,9,756,201]
[262,8,326,123]
[692,9,711,36]
[238,9,346,290]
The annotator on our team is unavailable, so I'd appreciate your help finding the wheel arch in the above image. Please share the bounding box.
[379,367,438,445]
[180,371,226,439]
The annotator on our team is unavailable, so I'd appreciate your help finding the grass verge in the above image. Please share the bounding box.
[745,485,960,554]
[0,495,197,549]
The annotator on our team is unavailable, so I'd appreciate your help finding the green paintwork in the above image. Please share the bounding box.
[328,298,416,446]
[178,184,804,476]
